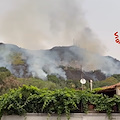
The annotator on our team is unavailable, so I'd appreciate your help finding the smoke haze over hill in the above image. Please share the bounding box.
[0,0,118,80]
[0,0,105,54]
[0,43,119,80]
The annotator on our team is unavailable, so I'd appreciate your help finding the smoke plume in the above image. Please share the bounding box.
[0,0,104,53]
[0,43,119,80]
[1,0,117,80]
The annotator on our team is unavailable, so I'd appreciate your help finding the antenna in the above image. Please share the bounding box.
[80,65,86,90]
[80,65,93,91]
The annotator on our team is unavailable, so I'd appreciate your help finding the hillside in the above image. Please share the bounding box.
[0,43,120,81]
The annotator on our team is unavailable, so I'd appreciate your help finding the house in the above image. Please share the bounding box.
[97,83,120,97]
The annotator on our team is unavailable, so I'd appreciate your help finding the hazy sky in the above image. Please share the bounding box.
[82,0,120,60]
[0,0,120,60]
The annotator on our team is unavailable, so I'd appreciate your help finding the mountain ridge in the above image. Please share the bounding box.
[0,43,120,81]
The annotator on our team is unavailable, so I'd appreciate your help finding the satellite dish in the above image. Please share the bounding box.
[80,78,86,84]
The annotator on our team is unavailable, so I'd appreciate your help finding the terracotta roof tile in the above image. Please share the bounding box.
[102,82,120,90]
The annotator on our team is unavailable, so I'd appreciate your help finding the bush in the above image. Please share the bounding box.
[0,67,19,95]
[0,67,11,83]
[0,86,79,120]
[18,78,57,90]
[0,67,10,73]
[112,74,120,82]
[0,76,20,95]
[0,85,120,120]
[93,77,118,88]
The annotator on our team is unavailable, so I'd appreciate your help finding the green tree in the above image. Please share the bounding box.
[93,77,118,88]
[0,67,19,95]
[18,77,57,90]
[47,75,66,88]
[0,67,11,84]
[112,74,120,82]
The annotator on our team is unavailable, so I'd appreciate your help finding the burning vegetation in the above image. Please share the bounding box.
[0,0,120,93]
[0,43,120,82]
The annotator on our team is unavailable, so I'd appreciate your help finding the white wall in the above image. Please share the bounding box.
[1,113,120,120]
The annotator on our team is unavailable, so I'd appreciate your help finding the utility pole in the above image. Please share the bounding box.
[80,65,86,90]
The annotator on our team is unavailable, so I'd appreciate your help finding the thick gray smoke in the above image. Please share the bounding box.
[25,50,66,80]
[0,0,118,80]
[0,44,120,80]
[0,0,104,53]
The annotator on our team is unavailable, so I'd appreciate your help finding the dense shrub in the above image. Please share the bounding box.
[0,85,120,120]
[0,67,19,95]
[0,76,20,95]
[0,67,11,84]
[93,77,118,88]
[18,78,57,90]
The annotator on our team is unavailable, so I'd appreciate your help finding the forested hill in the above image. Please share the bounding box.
[0,43,120,81]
